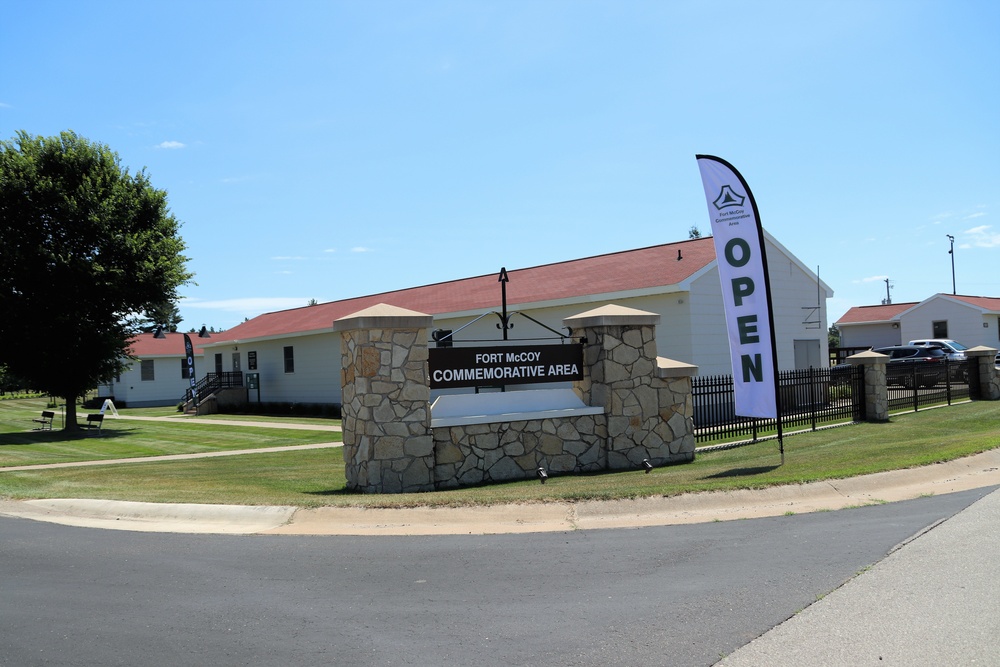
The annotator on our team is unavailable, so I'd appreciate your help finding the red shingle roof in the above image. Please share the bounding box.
[945,294,1000,312]
[836,302,918,325]
[213,237,718,343]
[128,332,208,357]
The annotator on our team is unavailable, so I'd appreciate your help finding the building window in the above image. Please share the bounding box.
[140,359,155,381]
[932,320,948,338]
[215,354,223,374]
[283,346,295,373]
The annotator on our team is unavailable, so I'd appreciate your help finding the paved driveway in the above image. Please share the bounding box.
[1,487,993,667]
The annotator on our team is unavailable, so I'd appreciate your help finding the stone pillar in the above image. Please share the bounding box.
[564,304,697,468]
[966,346,1000,400]
[334,304,434,493]
[847,350,888,422]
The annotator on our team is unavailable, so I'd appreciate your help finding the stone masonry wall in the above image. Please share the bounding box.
[432,413,608,489]
[336,306,435,493]
[968,347,1000,400]
[336,303,696,493]
[569,312,696,468]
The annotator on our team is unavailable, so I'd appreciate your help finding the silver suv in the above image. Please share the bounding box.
[906,339,967,362]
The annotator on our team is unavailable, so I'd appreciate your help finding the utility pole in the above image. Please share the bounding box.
[947,234,956,295]
[883,278,892,305]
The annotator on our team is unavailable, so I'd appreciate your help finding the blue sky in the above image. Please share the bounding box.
[3,0,998,331]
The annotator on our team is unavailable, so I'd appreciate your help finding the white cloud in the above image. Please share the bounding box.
[156,140,185,149]
[963,225,1000,248]
[270,256,307,261]
[181,297,311,312]
[323,248,337,253]
[856,275,888,284]
[351,246,372,253]
[0,102,11,109]
[965,211,987,220]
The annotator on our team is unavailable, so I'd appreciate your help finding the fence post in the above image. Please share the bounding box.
[809,367,817,431]
[846,350,889,422]
[966,347,1000,400]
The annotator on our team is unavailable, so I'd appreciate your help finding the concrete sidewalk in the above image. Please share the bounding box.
[717,486,1000,666]
[110,414,341,431]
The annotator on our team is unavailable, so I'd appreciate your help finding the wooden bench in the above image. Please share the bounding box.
[82,413,104,435]
[32,410,55,431]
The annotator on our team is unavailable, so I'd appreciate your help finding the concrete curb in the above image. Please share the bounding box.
[0,499,297,534]
[3,448,999,536]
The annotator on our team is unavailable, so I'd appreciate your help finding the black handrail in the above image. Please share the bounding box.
[185,371,244,404]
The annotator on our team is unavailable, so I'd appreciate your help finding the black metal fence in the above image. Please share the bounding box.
[692,365,865,445]
[693,359,976,446]
[886,358,971,412]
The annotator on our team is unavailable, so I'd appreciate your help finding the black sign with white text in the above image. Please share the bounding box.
[429,344,583,389]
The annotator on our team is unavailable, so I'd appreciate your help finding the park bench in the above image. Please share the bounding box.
[32,410,54,431]
[82,413,104,435]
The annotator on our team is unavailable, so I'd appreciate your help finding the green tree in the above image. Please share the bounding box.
[688,225,702,239]
[828,324,841,348]
[140,301,184,333]
[0,131,192,429]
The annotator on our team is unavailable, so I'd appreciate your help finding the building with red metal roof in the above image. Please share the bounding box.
[187,232,831,408]
[98,332,208,408]
[103,232,832,407]
[836,294,1000,350]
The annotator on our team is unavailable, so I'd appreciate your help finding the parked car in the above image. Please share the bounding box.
[906,339,969,381]
[873,345,948,388]
[906,339,967,361]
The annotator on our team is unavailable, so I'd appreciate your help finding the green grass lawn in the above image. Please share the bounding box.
[1,398,998,508]
[0,399,341,467]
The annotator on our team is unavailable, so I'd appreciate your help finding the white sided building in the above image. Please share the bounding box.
[836,294,1000,351]
[98,332,207,408]
[197,232,832,408]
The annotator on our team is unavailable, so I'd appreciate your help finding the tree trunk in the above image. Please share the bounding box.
[64,395,79,431]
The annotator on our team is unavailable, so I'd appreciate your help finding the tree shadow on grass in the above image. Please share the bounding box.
[702,465,781,479]
[0,429,131,446]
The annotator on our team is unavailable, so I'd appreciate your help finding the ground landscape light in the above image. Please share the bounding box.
[536,467,548,484]
[643,459,654,473]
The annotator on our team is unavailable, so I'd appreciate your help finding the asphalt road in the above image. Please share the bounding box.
[1,486,993,667]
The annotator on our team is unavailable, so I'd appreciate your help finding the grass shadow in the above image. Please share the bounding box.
[304,489,355,497]
[702,465,781,479]
[0,428,132,446]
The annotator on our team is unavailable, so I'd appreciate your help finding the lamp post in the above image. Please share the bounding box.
[947,235,956,295]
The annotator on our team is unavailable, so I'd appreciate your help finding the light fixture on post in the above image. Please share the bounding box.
[947,234,956,295]
[536,467,548,484]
